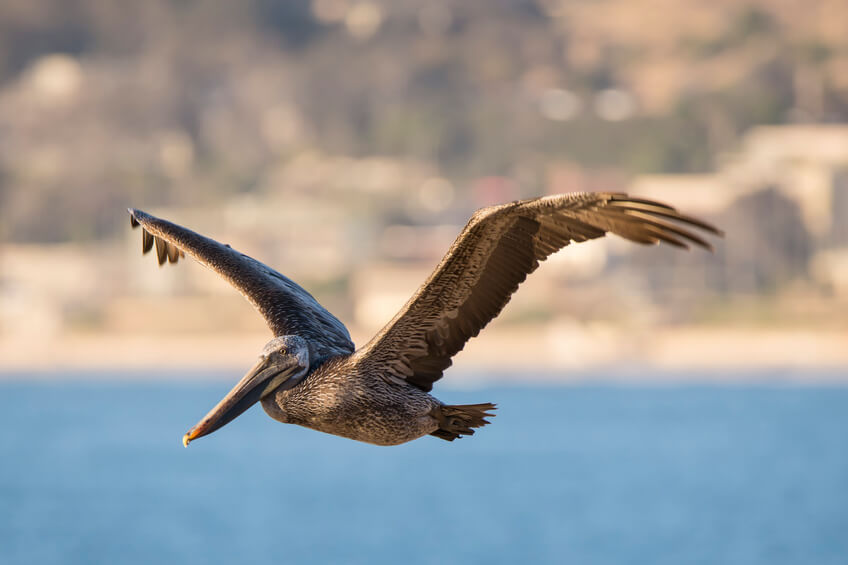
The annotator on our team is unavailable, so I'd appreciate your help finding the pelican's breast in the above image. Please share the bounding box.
[265,359,441,445]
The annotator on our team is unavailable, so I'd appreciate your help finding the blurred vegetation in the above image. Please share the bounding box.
[0,0,846,243]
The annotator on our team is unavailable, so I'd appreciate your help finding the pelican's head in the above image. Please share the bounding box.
[182,335,310,447]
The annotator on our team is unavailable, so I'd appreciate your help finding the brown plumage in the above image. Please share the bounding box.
[128,192,721,446]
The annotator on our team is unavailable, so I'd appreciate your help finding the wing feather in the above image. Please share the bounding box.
[355,192,720,391]
[128,208,354,358]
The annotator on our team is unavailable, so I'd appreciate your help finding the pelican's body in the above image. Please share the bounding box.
[128,193,720,446]
[261,356,442,446]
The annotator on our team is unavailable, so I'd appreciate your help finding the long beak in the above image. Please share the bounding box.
[182,358,292,447]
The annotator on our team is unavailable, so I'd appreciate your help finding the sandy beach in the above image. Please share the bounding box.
[2,326,845,381]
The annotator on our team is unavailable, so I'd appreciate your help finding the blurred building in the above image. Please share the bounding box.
[3,123,847,344]
[630,125,848,297]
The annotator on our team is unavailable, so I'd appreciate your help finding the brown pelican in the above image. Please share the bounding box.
[128,192,720,446]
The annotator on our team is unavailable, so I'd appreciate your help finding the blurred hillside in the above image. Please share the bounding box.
[2,0,847,242]
[1,0,847,373]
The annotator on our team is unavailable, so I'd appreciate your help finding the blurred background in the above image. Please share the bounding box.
[1,0,847,372]
[1,1,847,564]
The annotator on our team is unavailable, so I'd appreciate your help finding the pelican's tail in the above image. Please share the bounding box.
[430,403,496,441]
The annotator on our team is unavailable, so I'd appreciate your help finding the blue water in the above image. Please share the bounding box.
[1,376,846,565]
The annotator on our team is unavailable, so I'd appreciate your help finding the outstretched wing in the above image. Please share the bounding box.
[128,208,354,358]
[355,192,721,391]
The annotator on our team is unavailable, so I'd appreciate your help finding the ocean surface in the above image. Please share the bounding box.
[1,373,846,565]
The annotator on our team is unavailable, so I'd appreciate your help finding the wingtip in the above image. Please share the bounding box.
[128,208,140,228]
[697,227,722,252]
[128,207,149,219]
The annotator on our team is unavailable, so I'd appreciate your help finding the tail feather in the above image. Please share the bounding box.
[430,402,496,442]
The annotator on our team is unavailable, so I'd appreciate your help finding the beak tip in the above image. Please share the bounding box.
[182,433,191,448]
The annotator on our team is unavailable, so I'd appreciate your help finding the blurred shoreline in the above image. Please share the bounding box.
[2,326,846,381]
